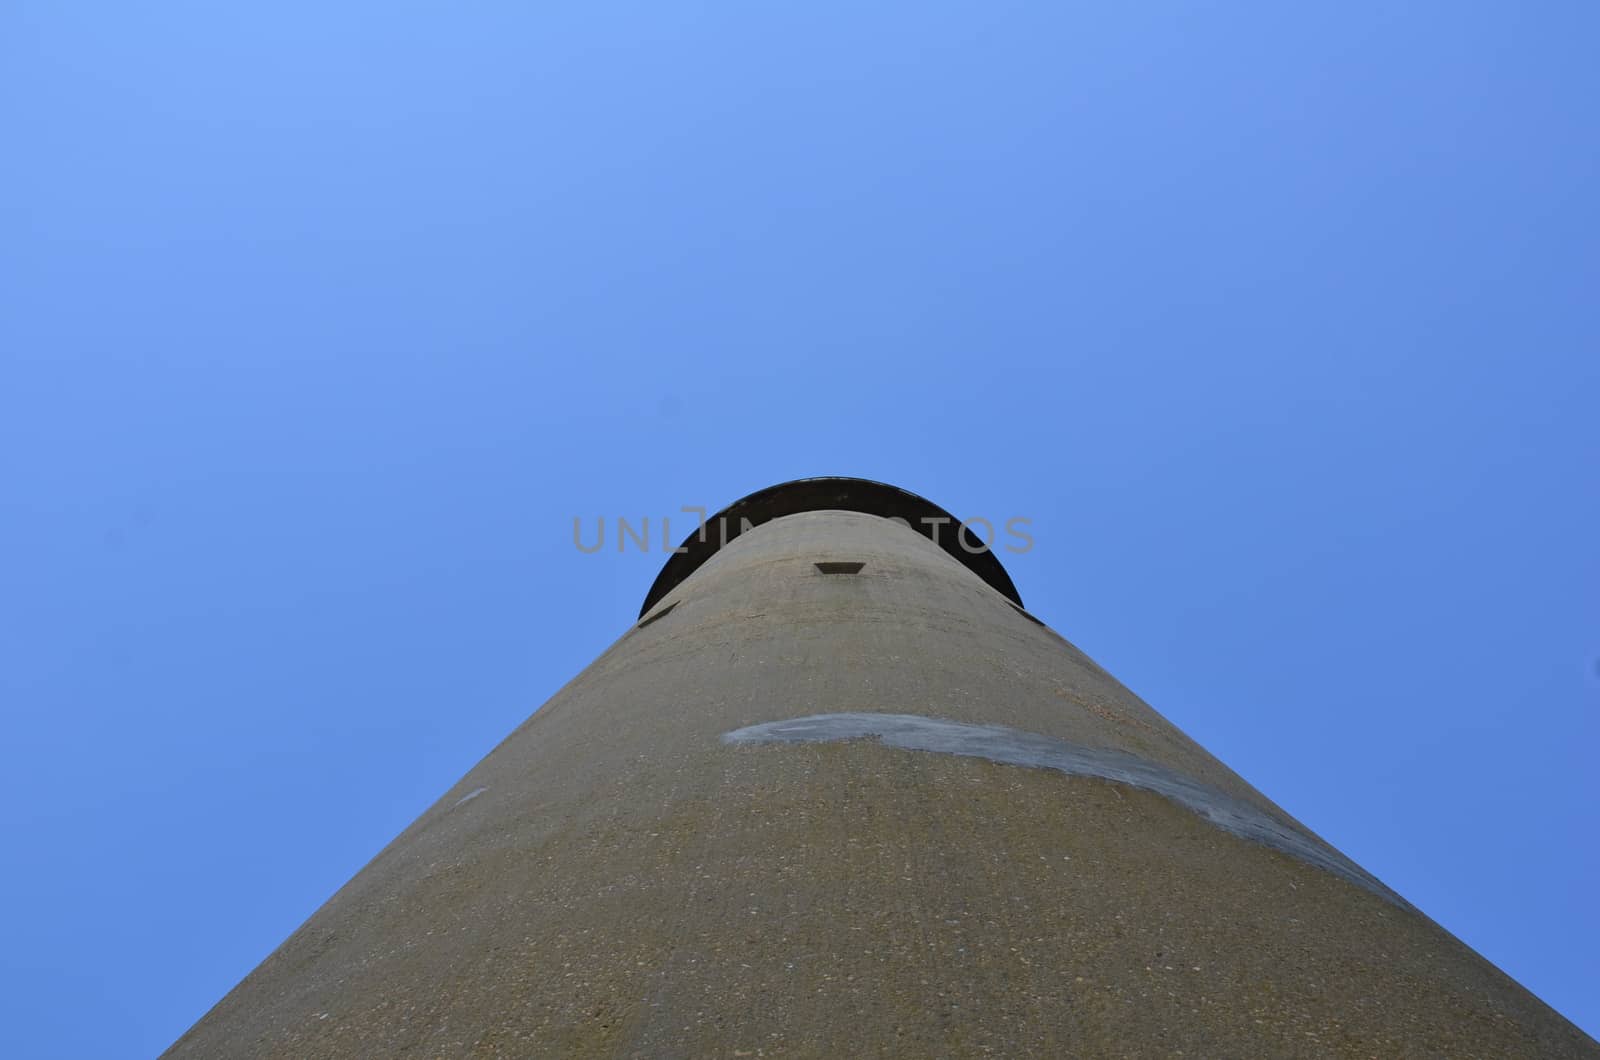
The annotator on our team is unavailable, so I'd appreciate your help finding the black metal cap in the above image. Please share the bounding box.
[640,477,1022,617]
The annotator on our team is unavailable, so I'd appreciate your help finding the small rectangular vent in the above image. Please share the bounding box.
[637,601,678,628]
[815,561,865,575]
[1011,602,1046,626]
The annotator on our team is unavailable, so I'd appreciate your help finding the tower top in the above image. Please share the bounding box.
[640,476,1023,617]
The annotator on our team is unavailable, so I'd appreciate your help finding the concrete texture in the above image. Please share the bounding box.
[165,484,1598,1058]
[720,713,1396,903]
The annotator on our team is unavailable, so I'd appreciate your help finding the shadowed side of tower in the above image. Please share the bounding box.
[166,479,1597,1057]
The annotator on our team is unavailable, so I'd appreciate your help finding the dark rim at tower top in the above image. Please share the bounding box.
[639,477,1023,617]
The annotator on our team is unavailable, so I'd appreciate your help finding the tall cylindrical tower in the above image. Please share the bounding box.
[167,478,1594,1057]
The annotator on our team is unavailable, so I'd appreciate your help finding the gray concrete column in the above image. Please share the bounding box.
[166,480,1596,1058]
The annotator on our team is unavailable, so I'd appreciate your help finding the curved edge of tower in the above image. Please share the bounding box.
[165,478,1598,1058]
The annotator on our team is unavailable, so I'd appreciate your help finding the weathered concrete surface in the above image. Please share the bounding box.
[166,499,1598,1058]
[721,713,1398,903]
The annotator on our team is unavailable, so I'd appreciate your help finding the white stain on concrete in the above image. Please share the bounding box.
[722,712,1401,905]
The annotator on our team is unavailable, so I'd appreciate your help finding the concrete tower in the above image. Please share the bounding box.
[168,478,1595,1057]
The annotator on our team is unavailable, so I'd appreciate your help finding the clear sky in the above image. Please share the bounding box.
[3,4,1597,1056]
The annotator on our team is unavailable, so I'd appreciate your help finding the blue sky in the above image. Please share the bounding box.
[3,4,1596,1055]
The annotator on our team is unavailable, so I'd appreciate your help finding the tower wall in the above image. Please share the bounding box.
[167,502,1595,1057]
